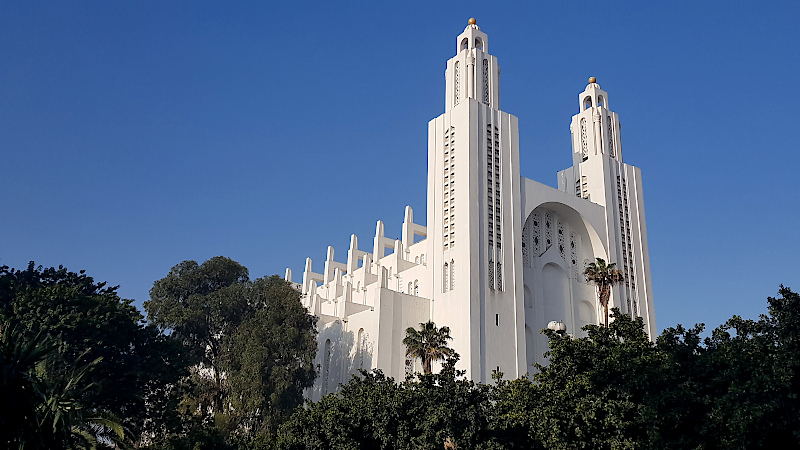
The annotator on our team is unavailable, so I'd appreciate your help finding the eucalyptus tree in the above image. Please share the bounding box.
[146,258,318,441]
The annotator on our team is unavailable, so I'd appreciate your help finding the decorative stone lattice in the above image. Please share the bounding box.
[545,212,553,250]
[455,62,460,105]
[483,59,489,104]
[496,262,502,291]
[443,127,455,251]
[580,118,588,160]
[522,222,530,267]
[569,232,577,266]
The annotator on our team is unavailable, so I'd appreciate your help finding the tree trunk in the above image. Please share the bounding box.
[424,357,432,374]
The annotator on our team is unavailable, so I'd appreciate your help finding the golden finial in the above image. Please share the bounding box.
[468,18,477,25]
[588,76,597,84]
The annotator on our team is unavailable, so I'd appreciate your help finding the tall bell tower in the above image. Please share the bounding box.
[427,18,526,382]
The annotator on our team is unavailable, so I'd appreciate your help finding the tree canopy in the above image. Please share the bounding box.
[0,262,189,447]
[145,257,318,443]
[5,256,799,449]
[279,287,800,449]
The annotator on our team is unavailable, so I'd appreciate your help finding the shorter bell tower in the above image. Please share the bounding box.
[559,78,656,337]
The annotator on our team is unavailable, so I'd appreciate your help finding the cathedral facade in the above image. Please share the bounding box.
[285,19,656,401]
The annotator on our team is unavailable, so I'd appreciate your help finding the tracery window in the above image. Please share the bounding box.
[444,126,456,250]
[323,339,332,394]
[496,261,502,290]
[443,263,449,293]
[482,59,489,104]
[607,116,614,157]
[488,246,494,288]
[454,62,461,105]
[557,221,565,260]
[357,329,365,369]
[545,212,553,249]
[522,222,530,267]
[569,232,577,266]
[450,260,455,291]
[580,118,588,161]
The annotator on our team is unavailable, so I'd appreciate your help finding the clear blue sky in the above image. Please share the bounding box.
[2,1,798,334]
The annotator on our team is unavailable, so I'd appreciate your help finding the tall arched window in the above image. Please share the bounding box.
[414,280,419,296]
[450,260,455,290]
[357,329,365,369]
[607,116,614,157]
[482,59,489,105]
[597,96,605,108]
[580,118,588,161]
[475,37,483,50]
[583,96,593,111]
[443,263,449,292]
[461,38,469,51]
[323,339,332,394]
[454,62,461,105]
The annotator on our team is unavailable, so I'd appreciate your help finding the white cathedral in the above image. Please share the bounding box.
[285,19,656,400]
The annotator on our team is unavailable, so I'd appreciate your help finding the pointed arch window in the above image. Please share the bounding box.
[454,62,461,105]
[450,260,455,290]
[357,329,365,369]
[580,118,588,161]
[443,262,449,292]
[323,339,332,394]
[482,59,489,105]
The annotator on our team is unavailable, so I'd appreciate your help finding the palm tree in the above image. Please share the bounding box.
[0,323,125,449]
[402,321,454,374]
[584,257,625,327]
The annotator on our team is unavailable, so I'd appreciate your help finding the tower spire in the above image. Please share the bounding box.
[570,76,623,165]
[443,18,499,111]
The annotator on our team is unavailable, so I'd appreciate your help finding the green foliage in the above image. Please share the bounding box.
[146,257,251,414]
[5,254,799,449]
[584,258,625,327]
[402,321,454,374]
[277,356,497,450]
[279,287,800,449]
[0,262,189,446]
[145,258,318,444]
[0,323,126,449]
[697,285,800,447]
[224,276,318,434]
